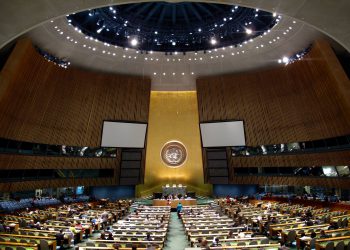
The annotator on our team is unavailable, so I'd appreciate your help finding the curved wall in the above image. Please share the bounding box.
[0,38,151,147]
[197,40,350,146]
[0,38,150,192]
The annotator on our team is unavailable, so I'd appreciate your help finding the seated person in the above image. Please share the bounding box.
[55,229,65,250]
[188,223,196,229]
[319,230,330,238]
[305,218,314,226]
[211,237,222,247]
[310,231,317,250]
[227,230,234,238]
[238,231,246,238]
[69,223,77,234]
[328,222,338,230]
[28,220,36,228]
[144,232,153,241]
[100,232,106,240]
[299,232,307,249]
[144,215,150,222]
[0,221,5,232]
[64,228,74,247]
[201,239,210,250]
[194,237,203,247]
[90,217,97,227]
[107,232,114,240]
[112,243,120,249]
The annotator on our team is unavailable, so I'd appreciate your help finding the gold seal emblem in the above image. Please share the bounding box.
[161,141,187,167]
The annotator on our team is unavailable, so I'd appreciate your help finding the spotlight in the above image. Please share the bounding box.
[282,56,289,64]
[130,38,138,47]
[245,28,253,34]
[97,26,105,34]
[172,41,176,46]
[210,38,217,45]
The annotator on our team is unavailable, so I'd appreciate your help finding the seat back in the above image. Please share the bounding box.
[40,239,50,250]
[324,241,335,250]
[287,230,297,242]
[261,238,269,244]
[342,219,348,228]
[249,241,258,245]
[335,241,345,250]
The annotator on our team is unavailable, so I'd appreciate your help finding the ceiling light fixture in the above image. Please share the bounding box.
[130,38,138,46]
[210,38,217,45]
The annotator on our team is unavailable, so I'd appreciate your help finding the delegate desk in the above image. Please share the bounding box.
[153,199,197,208]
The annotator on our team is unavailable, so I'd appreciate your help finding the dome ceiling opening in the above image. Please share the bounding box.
[67,1,278,52]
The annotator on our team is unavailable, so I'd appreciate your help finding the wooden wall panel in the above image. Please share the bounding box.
[231,176,350,189]
[197,40,350,146]
[0,38,151,147]
[229,150,350,168]
[0,177,115,192]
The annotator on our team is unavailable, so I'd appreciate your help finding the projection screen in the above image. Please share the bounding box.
[200,121,246,147]
[101,121,147,148]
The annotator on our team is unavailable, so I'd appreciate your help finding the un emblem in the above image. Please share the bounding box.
[161,141,187,168]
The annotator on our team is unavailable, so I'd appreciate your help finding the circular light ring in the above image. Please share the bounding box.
[160,141,187,168]
[67,2,278,52]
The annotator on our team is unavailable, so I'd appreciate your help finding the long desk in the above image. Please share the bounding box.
[153,199,197,208]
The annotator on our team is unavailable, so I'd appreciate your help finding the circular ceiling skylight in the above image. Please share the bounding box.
[67,2,278,52]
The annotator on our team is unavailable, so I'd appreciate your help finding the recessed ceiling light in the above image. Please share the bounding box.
[130,38,138,46]
[245,28,253,34]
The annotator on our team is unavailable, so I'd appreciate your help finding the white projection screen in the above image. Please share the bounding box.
[200,121,246,147]
[101,121,147,148]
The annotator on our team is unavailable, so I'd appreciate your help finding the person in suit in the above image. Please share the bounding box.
[55,229,65,250]
[319,230,330,238]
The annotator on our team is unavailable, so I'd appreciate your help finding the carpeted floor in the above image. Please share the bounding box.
[163,212,189,250]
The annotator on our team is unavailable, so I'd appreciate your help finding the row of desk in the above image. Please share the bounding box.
[152,199,197,208]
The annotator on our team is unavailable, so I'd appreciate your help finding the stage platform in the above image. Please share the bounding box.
[152,199,197,208]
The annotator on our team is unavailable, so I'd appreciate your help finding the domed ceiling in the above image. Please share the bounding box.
[28,2,323,90]
[67,2,277,52]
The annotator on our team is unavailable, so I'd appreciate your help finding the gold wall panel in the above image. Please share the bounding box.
[136,91,212,197]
